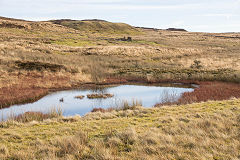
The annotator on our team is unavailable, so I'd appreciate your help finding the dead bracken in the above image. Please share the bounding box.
[87,93,114,99]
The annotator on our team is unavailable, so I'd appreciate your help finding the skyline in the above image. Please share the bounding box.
[0,0,240,33]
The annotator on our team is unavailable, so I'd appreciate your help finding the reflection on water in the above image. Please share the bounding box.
[0,84,194,120]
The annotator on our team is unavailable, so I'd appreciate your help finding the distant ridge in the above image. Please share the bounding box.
[50,19,108,23]
[135,27,161,31]
[0,16,31,22]
[135,26,187,32]
[81,19,108,22]
[167,28,187,32]
[0,16,187,33]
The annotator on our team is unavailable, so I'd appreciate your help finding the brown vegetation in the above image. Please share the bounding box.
[0,16,240,108]
[155,81,240,107]
[15,61,67,72]
[87,93,114,99]
[1,16,240,160]
[91,107,114,113]
[13,109,62,123]
[0,71,73,108]
[74,95,85,99]
[178,81,240,104]
[0,86,48,109]
[91,99,142,113]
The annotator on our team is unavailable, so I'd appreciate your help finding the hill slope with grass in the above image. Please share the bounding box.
[0,99,240,159]
[1,16,240,108]
[51,19,141,34]
[1,16,240,159]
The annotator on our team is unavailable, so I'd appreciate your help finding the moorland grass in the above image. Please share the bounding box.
[0,99,239,159]
[1,16,240,160]
[1,18,240,90]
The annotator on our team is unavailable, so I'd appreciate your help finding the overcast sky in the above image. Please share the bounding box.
[0,0,240,32]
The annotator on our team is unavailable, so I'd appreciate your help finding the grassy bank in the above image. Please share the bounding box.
[0,99,240,159]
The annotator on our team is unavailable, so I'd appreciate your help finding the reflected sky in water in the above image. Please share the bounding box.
[0,84,194,120]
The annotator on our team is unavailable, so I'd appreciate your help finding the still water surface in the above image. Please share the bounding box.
[0,84,194,120]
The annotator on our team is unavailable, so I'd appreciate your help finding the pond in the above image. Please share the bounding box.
[0,84,195,120]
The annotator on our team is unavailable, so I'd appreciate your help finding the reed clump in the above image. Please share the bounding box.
[91,107,114,113]
[91,99,142,113]
[115,99,142,111]
[9,107,63,123]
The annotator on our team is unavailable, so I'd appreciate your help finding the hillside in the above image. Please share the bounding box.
[1,16,240,160]
[51,19,141,34]
[1,16,240,108]
[0,16,76,32]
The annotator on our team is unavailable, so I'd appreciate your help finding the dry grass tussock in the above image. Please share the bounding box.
[0,99,240,159]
